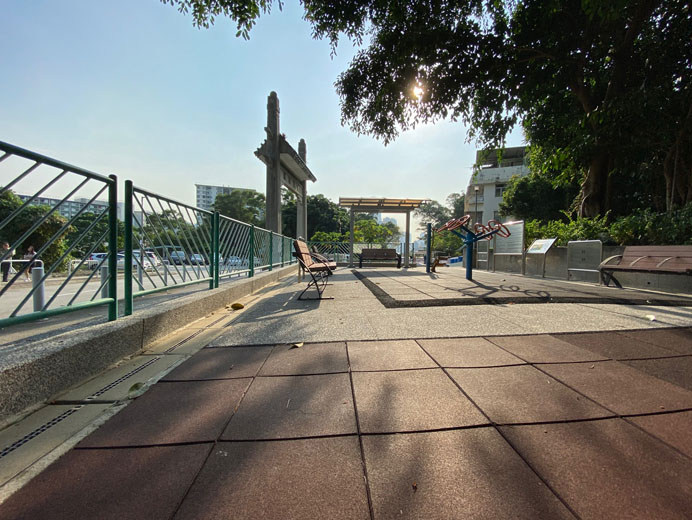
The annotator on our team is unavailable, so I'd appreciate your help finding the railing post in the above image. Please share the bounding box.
[269,231,274,271]
[213,212,220,289]
[108,174,118,320]
[281,236,285,267]
[32,263,45,312]
[124,180,133,316]
[426,223,432,273]
[249,225,255,277]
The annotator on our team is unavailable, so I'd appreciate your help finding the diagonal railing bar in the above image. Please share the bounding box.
[60,230,110,308]
[0,169,69,228]
[0,162,41,197]
[150,195,190,280]
[180,203,211,276]
[164,200,207,280]
[130,210,165,286]
[8,187,110,315]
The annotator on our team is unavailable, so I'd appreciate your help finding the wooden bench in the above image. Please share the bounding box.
[599,245,692,288]
[293,240,336,300]
[358,248,401,268]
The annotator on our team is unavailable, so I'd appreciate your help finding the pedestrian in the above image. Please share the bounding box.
[1,241,13,282]
[23,245,36,281]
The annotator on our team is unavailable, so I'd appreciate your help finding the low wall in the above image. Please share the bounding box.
[488,246,692,294]
[0,265,297,424]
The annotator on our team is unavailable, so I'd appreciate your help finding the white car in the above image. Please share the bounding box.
[116,254,152,270]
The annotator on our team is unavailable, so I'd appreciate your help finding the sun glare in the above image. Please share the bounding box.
[413,85,424,100]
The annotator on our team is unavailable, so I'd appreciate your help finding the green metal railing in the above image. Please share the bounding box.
[0,141,118,327]
[308,241,414,264]
[0,140,298,327]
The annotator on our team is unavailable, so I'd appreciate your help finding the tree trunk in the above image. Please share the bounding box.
[580,151,610,217]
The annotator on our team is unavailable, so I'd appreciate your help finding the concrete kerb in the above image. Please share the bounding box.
[0,265,297,425]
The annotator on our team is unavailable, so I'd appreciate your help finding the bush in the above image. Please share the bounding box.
[523,215,610,247]
[609,205,692,245]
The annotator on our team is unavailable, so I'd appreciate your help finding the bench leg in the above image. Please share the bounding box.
[298,270,334,300]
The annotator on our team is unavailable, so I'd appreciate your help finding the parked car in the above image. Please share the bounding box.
[223,256,243,268]
[88,252,108,269]
[133,250,161,267]
[187,253,207,265]
[116,254,152,270]
[168,251,187,265]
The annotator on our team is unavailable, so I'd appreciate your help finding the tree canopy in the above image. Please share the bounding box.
[213,189,266,227]
[165,0,692,218]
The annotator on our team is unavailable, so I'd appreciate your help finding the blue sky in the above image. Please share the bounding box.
[1,0,524,228]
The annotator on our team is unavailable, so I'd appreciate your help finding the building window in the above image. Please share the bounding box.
[495,184,506,198]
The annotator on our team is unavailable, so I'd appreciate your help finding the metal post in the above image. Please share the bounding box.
[249,225,255,277]
[32,264,45,312]
[465,235,474,281]
[269,231,274,271]
[281,236,285,267]
[349,208,355,267]
[213,212,219,289]
[107,174,118,320]
[124,180,133,316]
[100,265,109,298]
[404,211,411,268]
[426,223,432,273]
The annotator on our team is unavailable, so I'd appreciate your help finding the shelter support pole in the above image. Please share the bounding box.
[465,236,474,281]
[426,223,431,273]
[349,208,355,267]
[404,211,410,268]
[296,182,307,240]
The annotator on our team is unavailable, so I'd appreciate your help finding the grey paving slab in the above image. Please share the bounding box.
[449,366,612,424]
[259,342,348,375]
[628,410,692,458]
[418,337,525,367]
[487,334,608,363]
[541,361,692,415]
[619,327,692,354]
[501,419,692,519]
[0,404,111,485]
[352,369,488,433]
[362,429,575,519]
[57,355,185,402]
[162,346,272,381]
[348,339,437,371]
[173,437,369,520]
[0,444,211,520]
[577,303,692,328]
[556,331,680,359]
[221,374,356,440]
[622,356,692,391]
[79,379,251,446]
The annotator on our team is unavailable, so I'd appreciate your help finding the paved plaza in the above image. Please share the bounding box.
[1,268,692,519]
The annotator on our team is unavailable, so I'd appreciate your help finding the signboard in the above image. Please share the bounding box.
[526,238,556,255]
[567,240,603,282]
[493,221,524,255]
[476,240,489,269]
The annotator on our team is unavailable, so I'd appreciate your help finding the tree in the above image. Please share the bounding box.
[446,193,466,218]
[165,0,692,217]
[213,189,265,227]
[499,174,580,223]
[415,201,451,230]
[65,212,125,256]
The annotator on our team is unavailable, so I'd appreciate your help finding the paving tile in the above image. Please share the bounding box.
[622,356,692,391]
[618,327,692,355]
[541,361,692,415]
[348,340,437,371]
[79,379,250,446]
[556,331,679,359]
[0,404,111,485]
[259,342,348,375]
[501,419,692,519]
[628,410,692,458]
[173,437,369,520]
[352,370,487,433]
[362,429,575,519]
[487,334,608,363]
[448,366,612,424]
[162,346,271,381]
[221,374,356,439]
[57,355,184,401]
[0,444,211,520]
[418,337,525,367]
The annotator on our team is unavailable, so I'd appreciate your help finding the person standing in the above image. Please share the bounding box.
[1,241,13,282]
[23,245,36,282]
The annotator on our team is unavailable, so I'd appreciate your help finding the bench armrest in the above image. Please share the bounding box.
[599,255,623,269]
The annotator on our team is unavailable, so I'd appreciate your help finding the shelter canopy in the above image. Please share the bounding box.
[339,198,429,212]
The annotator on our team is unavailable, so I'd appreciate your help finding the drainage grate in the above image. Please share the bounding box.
[85,357,160,399]
[0,406,82,459]
[164,329,205,353]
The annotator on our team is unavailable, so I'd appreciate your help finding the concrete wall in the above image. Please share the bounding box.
[0,265,297,423]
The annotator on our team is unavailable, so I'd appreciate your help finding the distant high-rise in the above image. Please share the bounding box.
[195,184,249,211]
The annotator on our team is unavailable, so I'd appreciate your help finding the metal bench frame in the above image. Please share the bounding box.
[293,240,335,300]
[358,248,401,268]
[599,246,692,288]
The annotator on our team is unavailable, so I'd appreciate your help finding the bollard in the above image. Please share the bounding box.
[32,265,45,311]
[163,265,168,286]
[100,265,109,298]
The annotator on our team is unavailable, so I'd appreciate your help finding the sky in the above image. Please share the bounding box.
[1,0,525,231]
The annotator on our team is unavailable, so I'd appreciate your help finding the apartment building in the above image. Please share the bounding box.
[464,146,529,223]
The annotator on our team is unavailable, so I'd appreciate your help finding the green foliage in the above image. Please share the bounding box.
[64,212,124,257]
[446,193,466,218]
[213,190,265,227]
[415,201,451,230]
[500,173,579,223]
[609,205,692,246]
[310,231,347,242]
[0,189,70,270]
[524,215,611,248]
[354,218,400,245]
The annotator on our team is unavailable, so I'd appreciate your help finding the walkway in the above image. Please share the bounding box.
[1,269,691,518]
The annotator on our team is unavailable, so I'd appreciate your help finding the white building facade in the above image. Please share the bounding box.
[195,184,237,211]
[464,146,529,224]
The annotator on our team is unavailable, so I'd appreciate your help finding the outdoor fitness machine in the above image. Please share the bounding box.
[426,215,511,280]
